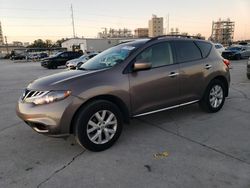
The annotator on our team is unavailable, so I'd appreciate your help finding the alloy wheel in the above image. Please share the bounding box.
[87,110,117,144]
[209,85,223,108]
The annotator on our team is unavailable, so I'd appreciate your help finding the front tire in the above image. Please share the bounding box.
[74,100,123,152]
[199,79,226,113]
[235,54,241,60]
[76,62,83,69]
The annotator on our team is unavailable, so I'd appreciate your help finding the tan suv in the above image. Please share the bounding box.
[16,36,230,151]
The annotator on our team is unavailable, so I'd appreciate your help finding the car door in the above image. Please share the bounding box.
[129,41,180,116]
[241,47,250,58]
[57,52,69,66]
[67,52,76,62]
[174,40,209,103]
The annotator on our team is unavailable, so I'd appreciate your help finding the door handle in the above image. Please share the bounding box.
[168,72,179,78]
[205,64,212,70]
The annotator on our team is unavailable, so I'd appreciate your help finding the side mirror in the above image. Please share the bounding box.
[133,61,152,71]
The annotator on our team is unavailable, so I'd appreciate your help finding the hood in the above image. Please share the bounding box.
[223,50,239,53]
[27,69,101,90]
[42,56,56,61]
[67,59,79,65]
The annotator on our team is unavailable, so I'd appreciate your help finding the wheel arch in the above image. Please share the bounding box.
[206,76,229,97]
[70,94,130,134]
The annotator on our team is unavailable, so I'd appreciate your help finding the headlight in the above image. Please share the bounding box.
[25,90,71,105]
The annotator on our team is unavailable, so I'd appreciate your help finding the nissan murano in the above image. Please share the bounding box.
[16,36,230,151]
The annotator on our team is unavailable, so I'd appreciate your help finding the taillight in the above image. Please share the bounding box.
[223,59,230,67]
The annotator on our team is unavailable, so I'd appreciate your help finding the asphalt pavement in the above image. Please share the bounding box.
[0,59,249,188]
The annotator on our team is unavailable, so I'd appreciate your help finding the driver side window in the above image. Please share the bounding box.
[60,53,68,58]
[136,42,174,68]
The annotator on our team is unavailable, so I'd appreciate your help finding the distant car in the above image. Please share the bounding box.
[239,42,250,46]
[66,53,98,69]
[222,45,250,60]
[36,53,48,59]
[41,51,82,69]
[214,43,225,54]
[247,58,250,79]
[28,53,48,60]
[10,54,26,60]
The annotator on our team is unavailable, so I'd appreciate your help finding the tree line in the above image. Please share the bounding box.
[27,38,68,48]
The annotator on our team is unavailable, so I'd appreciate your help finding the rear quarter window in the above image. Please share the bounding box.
[174,41,202,63]
[195,41,212,58]
[215,45,222,49]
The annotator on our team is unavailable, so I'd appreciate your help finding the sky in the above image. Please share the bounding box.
[0,0,249,43]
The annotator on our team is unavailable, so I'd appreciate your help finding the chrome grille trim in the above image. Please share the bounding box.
[22,89,49,102]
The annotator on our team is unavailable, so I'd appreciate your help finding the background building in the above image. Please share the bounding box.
[134,28,149,38]
[61,38,84,51]
[98,28,133,39]
[210,18,235,46]
[12,41,23,46]
[148,15,164,37]
[0,22,4,45]
[62,38,121,52]
[169,28,180,36]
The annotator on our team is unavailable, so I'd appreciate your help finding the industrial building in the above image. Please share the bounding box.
[0,22,4,45]
[98,28,133,39]
[62,38,121,52]
[211,18,235,46]
[148,15,164,37]
[134,28,149,38]
[0,45,26,58]
[169,28,180,36]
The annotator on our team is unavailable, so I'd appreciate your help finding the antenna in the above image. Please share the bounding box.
[71,4,76,38]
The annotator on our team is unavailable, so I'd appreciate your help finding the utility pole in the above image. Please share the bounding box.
[71,4,76,38]
[4,36,9,55]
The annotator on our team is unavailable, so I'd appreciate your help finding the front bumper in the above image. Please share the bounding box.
[41,61,48,67]
[16,95,83,137]
[247,61,250,75]
[66,63,77,69]
[222,52,235,60]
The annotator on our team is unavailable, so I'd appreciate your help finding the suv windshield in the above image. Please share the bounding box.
[227,47,242,51]
[79,45,136,70]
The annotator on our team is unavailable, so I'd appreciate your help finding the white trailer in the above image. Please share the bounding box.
[80,38,120,53]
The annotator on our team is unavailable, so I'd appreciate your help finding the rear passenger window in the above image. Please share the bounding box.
[175,41,202,63]
[195,41,212,58]
[60,53,69,58]
[136,42,174,68]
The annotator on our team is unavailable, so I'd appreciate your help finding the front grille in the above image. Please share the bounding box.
[22,89,47,101]
[222,52,233,59]
[222,52,232,56]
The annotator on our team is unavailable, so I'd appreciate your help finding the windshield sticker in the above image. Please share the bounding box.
[122,46,135,51]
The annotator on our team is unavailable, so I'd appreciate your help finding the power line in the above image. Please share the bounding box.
[5,24,70,27]
[0,16,70,20]
[0,7,66,12]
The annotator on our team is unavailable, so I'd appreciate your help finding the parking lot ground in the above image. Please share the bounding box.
[0,59,250,188]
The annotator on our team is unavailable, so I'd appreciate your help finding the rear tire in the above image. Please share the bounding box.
[235,54,241,60]
[48,63,57,69]
[199,79,226,113]
[52,64,57,69]
[73,100,123,152]
[247,74,250,80]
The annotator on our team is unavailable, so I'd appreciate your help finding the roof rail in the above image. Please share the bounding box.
[147,35,204,43]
